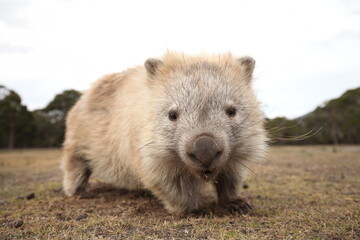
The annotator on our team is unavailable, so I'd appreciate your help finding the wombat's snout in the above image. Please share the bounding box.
[186,135,224,168]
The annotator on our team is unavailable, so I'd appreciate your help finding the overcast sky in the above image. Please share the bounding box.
[1,0,359,118]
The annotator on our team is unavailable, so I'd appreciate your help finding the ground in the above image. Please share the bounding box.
[0,146,359,239]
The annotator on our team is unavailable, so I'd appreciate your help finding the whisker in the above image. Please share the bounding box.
[273,127,323,142]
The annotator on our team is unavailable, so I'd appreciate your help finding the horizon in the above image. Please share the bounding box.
[2,83,358,120]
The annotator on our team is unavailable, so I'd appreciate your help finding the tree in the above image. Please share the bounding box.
[0,85,35,148]
[33,89,81,147]
[44,90,81,116]
[267,87,360,145]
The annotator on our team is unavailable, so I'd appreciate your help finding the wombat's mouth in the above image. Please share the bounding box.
[201,170,214,182]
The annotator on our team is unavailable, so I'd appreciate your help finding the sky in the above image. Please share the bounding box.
[0,0,359,119]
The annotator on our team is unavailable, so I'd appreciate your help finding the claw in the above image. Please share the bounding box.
[225,198,252,215]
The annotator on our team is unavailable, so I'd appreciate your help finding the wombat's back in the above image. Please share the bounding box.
[62,68,150,194]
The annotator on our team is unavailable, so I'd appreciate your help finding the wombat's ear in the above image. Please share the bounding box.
[238,56,255,79]
[145,58,163,76]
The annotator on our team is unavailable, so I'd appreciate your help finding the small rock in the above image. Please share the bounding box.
[26,193,35,200]
[75,213,88,221]
[55,212,71,221]
[12,220,24,228]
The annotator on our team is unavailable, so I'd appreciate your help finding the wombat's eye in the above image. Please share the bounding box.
[226,107,237,117]
[168,111,178,121]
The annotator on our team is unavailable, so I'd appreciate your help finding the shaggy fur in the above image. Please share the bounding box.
[61,51,268,214]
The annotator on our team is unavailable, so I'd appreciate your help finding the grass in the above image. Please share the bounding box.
[0,146,360,239]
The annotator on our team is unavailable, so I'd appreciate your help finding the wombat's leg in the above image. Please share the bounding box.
[62,152,92,197]
[215,172,252,215]
[150,178,204,215]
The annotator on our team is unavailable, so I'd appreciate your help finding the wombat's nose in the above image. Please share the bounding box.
[187,135,223,167]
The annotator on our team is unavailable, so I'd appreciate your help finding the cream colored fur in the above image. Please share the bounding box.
[61,51,267,214]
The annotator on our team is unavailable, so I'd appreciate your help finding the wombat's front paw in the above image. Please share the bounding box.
[223,198,252,215]
[190,208,210,216]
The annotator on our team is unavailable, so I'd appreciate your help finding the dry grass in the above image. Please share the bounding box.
[1,146,359,239]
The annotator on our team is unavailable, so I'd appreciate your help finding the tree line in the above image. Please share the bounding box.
[0,85,80,148]
[0,85,359,148]
[266,87,360,145]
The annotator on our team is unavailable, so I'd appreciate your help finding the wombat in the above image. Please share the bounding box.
[61,52,268,214]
